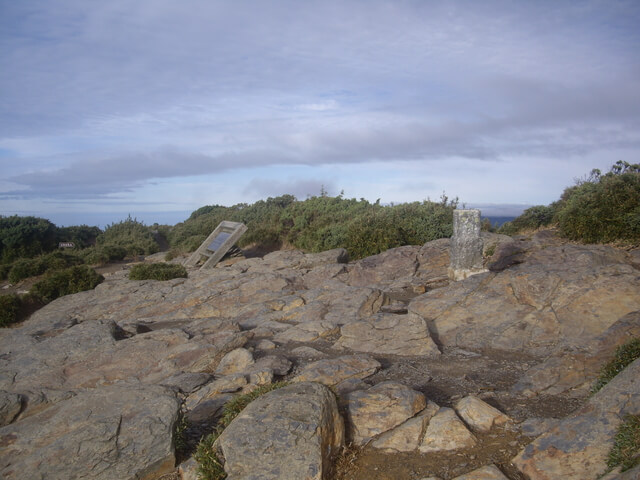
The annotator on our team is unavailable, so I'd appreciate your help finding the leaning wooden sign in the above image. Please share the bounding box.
[184,221,247,269]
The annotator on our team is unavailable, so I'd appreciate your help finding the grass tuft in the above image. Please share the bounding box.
[607,414,640,472]
[592,338,640,394]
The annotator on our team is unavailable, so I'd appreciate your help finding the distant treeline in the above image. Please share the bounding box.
[166,193,459,260]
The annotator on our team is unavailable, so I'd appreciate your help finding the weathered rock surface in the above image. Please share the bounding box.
[512,357,640,479]
[0,384,180,480]
[513,309,640,396]
[410,240,640,356]
[292,355,381,389]
[214,382,344,480]
[346,382,426,445]
[0,391,22,426]
[334,312,441,357]
[419,407,477,452]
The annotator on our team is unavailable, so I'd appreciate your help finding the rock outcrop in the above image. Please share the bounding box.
[0,230,637,479]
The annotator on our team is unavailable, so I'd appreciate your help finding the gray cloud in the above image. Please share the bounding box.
[1,0,639,207]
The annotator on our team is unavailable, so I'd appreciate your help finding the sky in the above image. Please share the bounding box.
[1,0,639,227]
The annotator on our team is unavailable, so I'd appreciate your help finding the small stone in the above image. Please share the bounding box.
[290,346,325,359]
[215,348,255,376]
[249,369,274,386]
[454,395,511,432]
[255,339,276,350]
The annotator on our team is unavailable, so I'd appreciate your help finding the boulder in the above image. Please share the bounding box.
[345,381,426,445]
[214,382,344,480]
[370,401,440,452]
[0,384,180,480]
[215,348,255,376]
[334,312,441,357]
[512,358,640,479]
[419,407,477,453]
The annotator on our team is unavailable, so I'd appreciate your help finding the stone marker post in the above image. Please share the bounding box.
[448,209,487,281]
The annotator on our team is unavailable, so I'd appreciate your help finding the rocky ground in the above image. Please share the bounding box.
[1,230,639,480]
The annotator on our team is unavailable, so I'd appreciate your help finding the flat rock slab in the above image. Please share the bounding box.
[346,381,426,445]
[292,355,381,388]
[0,384,180,480]
[334,312,441,357]
[215,382,344,480]
[513,357,640,479]
[410,243,640,357]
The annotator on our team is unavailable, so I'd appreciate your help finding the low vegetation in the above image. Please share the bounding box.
[0,294,21,327]
[194,382,288,480]
[128,263,187,281]
[499,161,640,243]
[607,414,640,473]
[31,265,104,303]
[169,193,458,260]
[592,338,640,394]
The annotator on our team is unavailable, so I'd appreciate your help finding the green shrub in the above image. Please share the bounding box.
[96,216,159,256]
[8,251,85,283]
[607,414,640,472]
[0,264,10,280]
[8,257,46,283]
[555,162,640,243]
[0,215,58,263]
[498,205,556,235]
[32,265,104,302]
[56,225,102,249]
[0,294,21,327]
[592,338,640,394]
[128,263,188,281]
[194,382,288,480]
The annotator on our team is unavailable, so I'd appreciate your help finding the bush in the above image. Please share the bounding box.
[0,294,21,327]
[128,263,188,281]
[0,216,58,263]
[7,251,84,283]
[96,216,159,256]
[32,265,104,302]
[8,257,46,283]
[56,225,102,249]
[555,161,640,243]
[592,338,640,394]
[498,205,556,235]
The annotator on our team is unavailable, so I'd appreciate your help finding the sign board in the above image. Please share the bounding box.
[184,221,247,269]
[58,242,75,249]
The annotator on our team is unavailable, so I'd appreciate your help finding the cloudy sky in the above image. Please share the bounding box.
[1,1,639,227]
